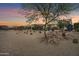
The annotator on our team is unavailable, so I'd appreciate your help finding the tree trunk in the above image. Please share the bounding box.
[43,25,48,44]
[44,17,48,40]
[61,29,66,39]
[44,25,48,39]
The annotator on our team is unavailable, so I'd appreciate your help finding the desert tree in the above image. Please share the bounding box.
[21,3,77,41]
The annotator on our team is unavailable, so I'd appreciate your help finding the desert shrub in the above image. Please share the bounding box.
[73,39,78,44]
[53,27,59,30]
[66,24,73,31]
[62,32,66,37]
[74,23,79,32]
[32,24,43,30]
[30,32,33,35]
[39,31,42,33]
[24,31,28,34]
[58,21,65,29]
[24,32,26,33]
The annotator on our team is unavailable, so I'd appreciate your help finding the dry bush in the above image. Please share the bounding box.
[39,31,42,33]
[73,39,78,44]
[40,30,75,45]
[30,32,33,35]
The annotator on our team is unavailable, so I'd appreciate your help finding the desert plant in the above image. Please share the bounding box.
[58,21,65,29]
[39,30,42,33]
[74,23,79,32]
[30,32,33,35]
[73,39,78,44]
[20,3,78,44]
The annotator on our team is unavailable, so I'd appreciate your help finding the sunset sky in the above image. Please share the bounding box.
[0,3,79,26]
[0,3,27,26]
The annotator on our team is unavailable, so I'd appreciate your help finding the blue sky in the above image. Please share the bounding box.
[0,3,21,9]
[0,3,26,22]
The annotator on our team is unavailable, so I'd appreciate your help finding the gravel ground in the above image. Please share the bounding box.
[0,30,79,56]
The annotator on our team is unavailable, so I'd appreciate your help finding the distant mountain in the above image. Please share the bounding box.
[0,25,9,30]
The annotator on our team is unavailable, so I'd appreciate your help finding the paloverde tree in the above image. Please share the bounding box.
[21,3,77,40]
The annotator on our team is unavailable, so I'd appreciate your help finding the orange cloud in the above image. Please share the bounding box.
[71,16,79,24]
[0,21,27,26]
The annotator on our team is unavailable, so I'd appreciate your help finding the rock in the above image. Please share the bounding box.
[73,39,78,44]
[30,32,33,35]
[24,32,26,33]
[39,31,42,33]
[62,32,66,37]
